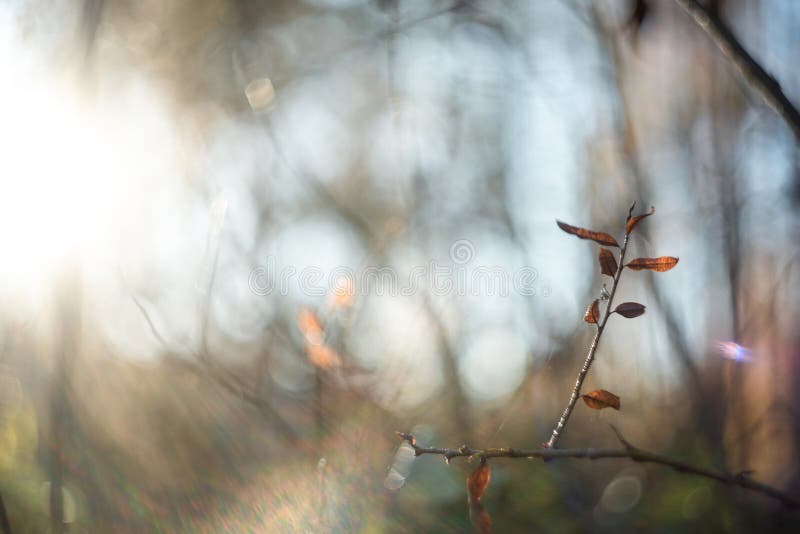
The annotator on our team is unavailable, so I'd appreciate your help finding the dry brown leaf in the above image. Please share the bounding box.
[469,500,492,534]
[297,308,322,337]
[598,247,618,277]
[581,389,621,410]
[467,460,491,502]
[625,206,655,234]
[614,302,646,318]
[556,220,620,248]
[584,299,600,324]
[467,460,492,533]
[626,257,679,272]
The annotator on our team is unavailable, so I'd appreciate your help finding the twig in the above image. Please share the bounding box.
[396,431,800,508]
[545,231,631,448]
[130,293,170,348]
[674,0,800,142]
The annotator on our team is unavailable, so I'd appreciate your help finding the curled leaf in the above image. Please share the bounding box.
[556,220,620,248]
[469,500,492,534]
[598,248,618,277]
[467,459,491,502]
[626,206,655,234]
[614,302,646,318]
[581,389,621,410]
[626,256,679,272]
[584,299,600,324]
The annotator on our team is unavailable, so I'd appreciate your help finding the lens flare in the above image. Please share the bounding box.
[715,341,753,363]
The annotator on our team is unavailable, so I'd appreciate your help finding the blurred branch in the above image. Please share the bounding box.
[266,2,463,92]
[164,354,299,443]
[588,1,705,407]
[80,0,104,60]
[397,430,800,508]
[49,268,82,534]
[423,295,473,443]
[131,294,170,348]
[0,491,10,534]
[674,0,800,142]
[130,295,299,443]
[545,226,631,448]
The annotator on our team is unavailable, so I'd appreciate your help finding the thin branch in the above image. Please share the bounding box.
[546,230,631,448]
[396,432,800,508]
[130,293,170,348]
[674,0,800,142]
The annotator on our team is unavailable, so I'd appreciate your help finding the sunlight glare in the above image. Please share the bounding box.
[0,29,177,308]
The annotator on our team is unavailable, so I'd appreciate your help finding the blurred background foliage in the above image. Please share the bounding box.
[0,0,799,531]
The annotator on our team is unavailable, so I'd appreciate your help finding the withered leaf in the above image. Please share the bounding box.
[556,220,620,248]
[614,302,646,318]
[598,247,618,277]
[467,459,491,502]
[625,206,655,234]
[298,308,324,344]
[626,256,679,272]
[469,500,492,534]
[306,343,341,369]
[584,299,600,324]
[581,389,621,410]
[298,308,322,334]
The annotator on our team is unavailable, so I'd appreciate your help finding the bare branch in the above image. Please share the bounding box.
[674,0,800,142]
[397,432,800,508]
